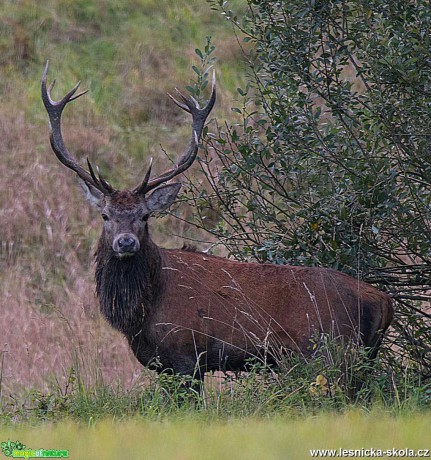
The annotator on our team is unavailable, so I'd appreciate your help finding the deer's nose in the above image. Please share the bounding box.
[118,236,136,250]
[113,233,140,255]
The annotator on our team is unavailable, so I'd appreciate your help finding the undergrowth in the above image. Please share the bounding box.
[2,337,430,425]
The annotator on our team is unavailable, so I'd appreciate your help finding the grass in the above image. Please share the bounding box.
[1,339,430,426]
[1,412,430,460]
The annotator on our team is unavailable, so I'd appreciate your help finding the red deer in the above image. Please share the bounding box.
[41,62,393,382]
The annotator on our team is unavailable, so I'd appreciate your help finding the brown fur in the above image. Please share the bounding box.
[41,67,393,378]
[95,217,394,378]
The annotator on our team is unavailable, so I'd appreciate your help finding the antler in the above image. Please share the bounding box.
[134,71,216,195]
[41,61,115,195]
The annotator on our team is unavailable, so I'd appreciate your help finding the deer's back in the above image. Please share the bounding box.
[143,250,392,369]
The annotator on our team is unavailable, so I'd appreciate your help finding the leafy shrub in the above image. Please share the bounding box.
[185,1,431,375]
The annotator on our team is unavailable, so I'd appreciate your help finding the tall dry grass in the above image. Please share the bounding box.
[0,95,145,397]
[0,0,246,401]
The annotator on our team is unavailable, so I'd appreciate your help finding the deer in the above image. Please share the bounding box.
[41,62,393,385]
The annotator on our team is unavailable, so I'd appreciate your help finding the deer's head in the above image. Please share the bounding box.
[41,62,215,258]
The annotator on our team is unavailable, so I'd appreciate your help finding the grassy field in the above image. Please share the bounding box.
[1,412,430,459]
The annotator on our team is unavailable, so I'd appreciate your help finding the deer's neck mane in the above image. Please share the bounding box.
[95,238,165,335]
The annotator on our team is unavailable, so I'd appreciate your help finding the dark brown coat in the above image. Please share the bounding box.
[95,220,393,378]
[42,65,393,379]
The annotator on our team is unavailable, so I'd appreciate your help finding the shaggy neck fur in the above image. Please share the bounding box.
[95,229,164,335]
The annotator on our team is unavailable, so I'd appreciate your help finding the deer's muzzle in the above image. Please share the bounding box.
[113,233,140,257]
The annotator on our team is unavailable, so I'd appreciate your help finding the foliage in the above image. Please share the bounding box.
[186,0,431,375]
[2,336,431,425]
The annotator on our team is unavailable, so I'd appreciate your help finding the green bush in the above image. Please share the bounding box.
[186,0,431,376]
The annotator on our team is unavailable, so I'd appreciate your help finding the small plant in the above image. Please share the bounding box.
[186,36,217,102]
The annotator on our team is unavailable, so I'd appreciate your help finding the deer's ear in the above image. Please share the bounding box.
[78,179,104,210]
[146,183,181,213]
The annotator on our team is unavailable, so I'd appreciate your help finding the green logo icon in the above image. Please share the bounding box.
[1,440,69,458]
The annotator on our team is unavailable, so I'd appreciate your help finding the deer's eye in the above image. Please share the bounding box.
[102,213,110,221]
[141,214,149,222]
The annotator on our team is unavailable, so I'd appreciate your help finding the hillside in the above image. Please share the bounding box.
[0,0,246,397]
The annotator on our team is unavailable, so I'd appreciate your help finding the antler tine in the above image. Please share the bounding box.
[86,157,112,191]
[134,157,154,195]
[135,70,216,195]
[41,61,115,195]
[167,88,200,114]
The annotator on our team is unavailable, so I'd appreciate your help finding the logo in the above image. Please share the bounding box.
[1,440,69,458]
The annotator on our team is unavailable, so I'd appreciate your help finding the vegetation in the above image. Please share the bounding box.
[1,334,430,425]
[1,412,429,460]
[186,0,431,393]
[0,0,430,446]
